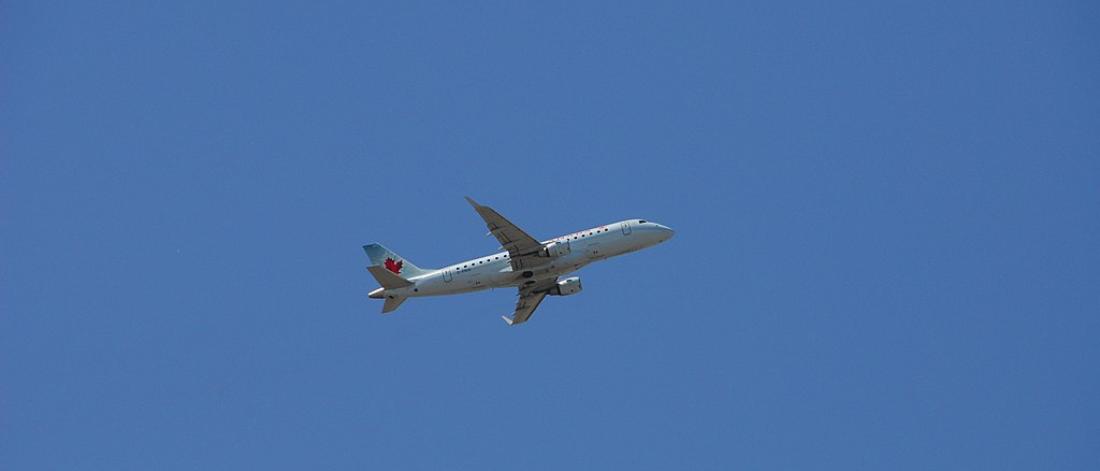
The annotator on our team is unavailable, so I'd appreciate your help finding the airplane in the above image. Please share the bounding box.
[363,196,674,326]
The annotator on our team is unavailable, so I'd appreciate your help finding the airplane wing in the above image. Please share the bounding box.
[502,279,557,326]
[464,196,545,270]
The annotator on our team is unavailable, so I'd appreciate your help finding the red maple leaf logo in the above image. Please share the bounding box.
[384,257,403,274]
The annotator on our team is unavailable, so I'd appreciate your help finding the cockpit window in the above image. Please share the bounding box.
[639,220,647,223]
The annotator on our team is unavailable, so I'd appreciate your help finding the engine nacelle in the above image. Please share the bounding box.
[550,276,582,296]
[542,241,572,258]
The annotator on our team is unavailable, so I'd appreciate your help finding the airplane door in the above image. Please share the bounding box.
[443,269,453,282]
[621,221,632,235]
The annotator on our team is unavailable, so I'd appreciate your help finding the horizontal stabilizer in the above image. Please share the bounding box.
[383,296,406,313]
[367,265,413,289]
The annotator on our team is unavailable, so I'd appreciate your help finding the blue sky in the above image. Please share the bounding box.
[2,1,1098,469]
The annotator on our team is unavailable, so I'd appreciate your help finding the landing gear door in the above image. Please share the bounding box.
[621,221,632,235]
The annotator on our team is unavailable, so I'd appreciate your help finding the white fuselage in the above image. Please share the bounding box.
[375,219,674,299]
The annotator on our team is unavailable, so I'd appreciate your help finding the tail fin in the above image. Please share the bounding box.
[362,243,431,278]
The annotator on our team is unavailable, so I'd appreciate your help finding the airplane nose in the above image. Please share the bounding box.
[659,225,675,241]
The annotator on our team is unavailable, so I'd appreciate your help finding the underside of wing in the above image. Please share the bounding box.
[464,196,544,270]
[502,278,557,326]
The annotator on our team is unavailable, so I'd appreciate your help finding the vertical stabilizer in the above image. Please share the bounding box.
[362,244,431,278]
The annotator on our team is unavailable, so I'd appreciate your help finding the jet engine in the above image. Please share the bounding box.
[542,240,572,258]
[550,276,582,296]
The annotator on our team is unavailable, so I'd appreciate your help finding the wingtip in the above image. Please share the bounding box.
[464,196,479,207]
[501,315,515,326]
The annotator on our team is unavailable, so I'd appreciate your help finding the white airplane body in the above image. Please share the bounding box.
[365,197,674,325]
